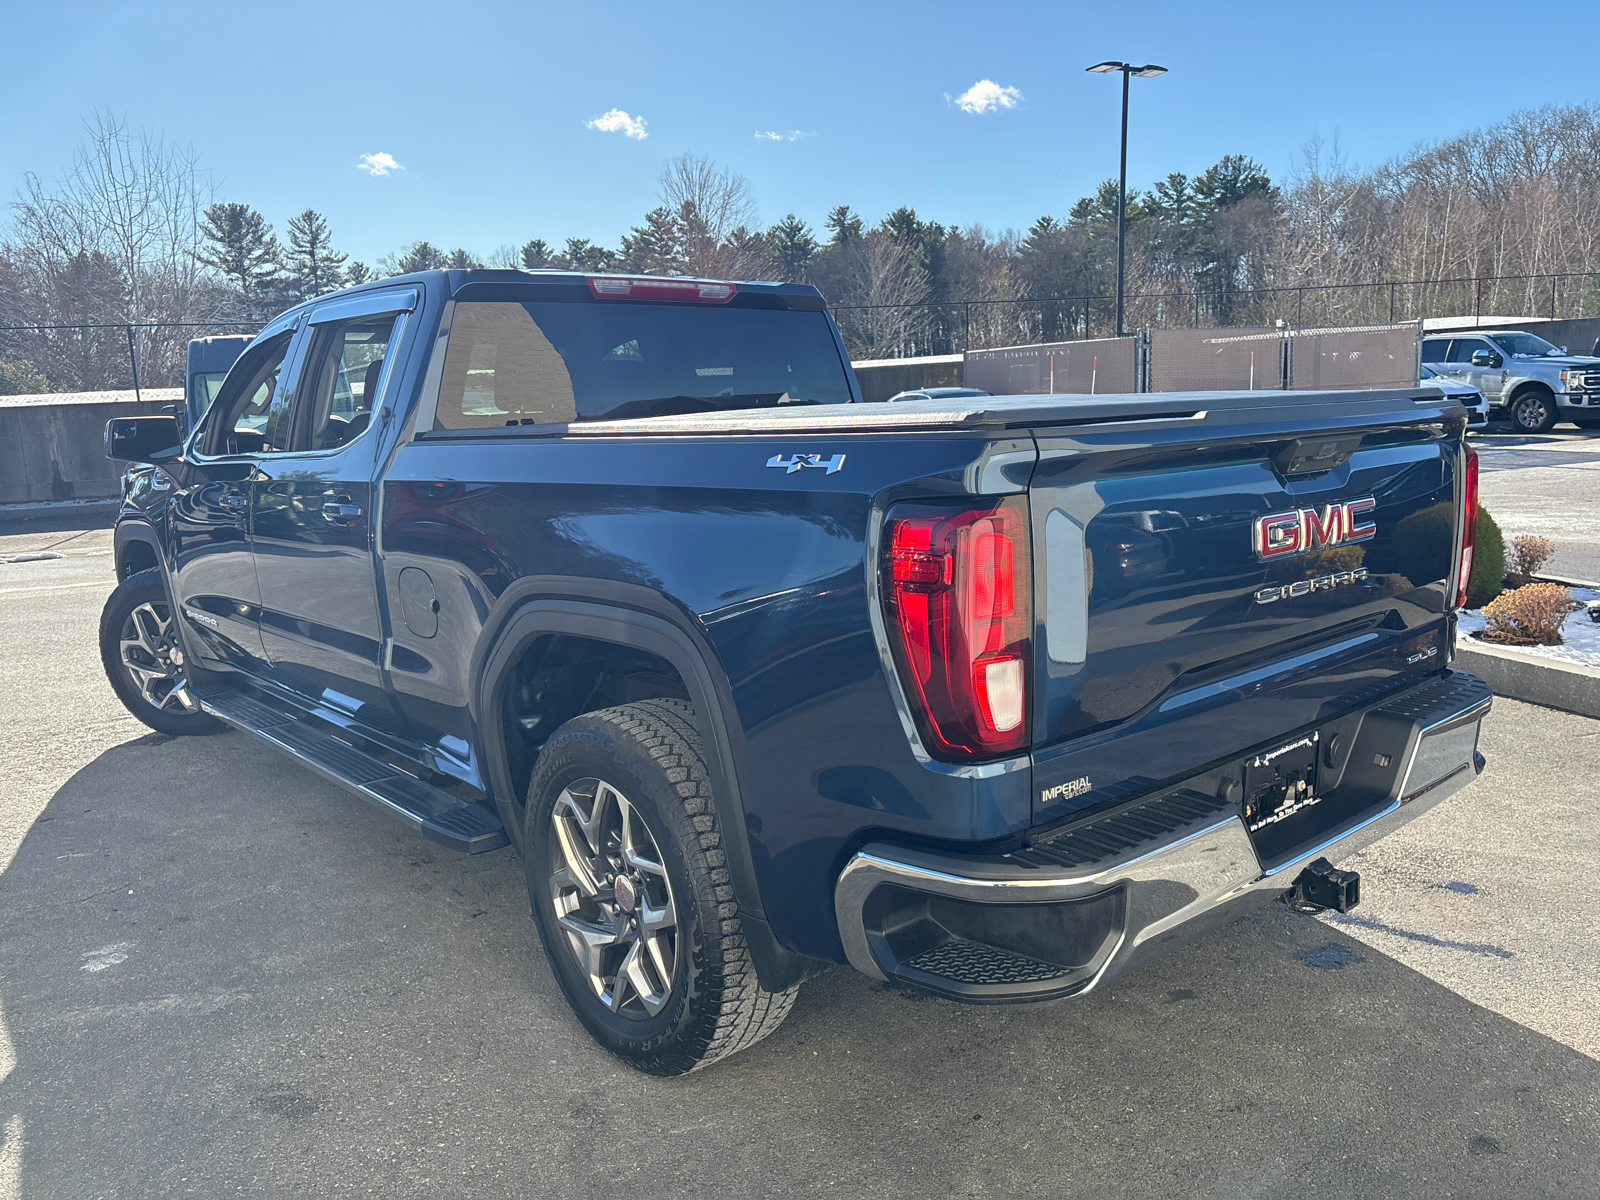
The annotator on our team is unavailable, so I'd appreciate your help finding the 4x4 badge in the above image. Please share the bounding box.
[767,453,845,475]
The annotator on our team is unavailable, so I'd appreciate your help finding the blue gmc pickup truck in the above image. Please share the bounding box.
[100,269,1491,1075]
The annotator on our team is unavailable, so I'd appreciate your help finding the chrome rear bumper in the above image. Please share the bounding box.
[834,671,1491,1002]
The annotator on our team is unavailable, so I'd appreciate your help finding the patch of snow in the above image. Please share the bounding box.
[1460,586,1600,668]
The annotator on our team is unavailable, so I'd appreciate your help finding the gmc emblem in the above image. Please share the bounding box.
[1252,497,1377,561]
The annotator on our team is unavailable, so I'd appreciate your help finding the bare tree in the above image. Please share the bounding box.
[657,154,760,277]
[7,111,212,386]
[831,232,932,358]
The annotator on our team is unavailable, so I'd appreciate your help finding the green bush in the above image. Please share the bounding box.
[1389,502,1454,586]
[0,355,49,395]
[1468,505,1505,609]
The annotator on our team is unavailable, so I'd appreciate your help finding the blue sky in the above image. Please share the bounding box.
[5,0,1598,267]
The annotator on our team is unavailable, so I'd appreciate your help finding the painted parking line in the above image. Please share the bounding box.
[0,580,116,597]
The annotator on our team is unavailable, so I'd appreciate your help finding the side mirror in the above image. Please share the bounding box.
[1470,350,1501,368]
[158,402,188,437]
[104,415,182,463]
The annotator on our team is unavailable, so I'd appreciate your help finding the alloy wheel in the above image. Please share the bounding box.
[1515,395,1550,431]
[119,600,199,713]
[548,778,678,1019]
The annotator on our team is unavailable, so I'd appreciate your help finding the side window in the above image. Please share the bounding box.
[1447,338,1488,363]
[1420,339,1450,363]
[294,313,402,451]
[435,302,577,429]
[201,332,295,456]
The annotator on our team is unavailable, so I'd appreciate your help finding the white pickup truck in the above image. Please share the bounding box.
[1421,329,1600,433]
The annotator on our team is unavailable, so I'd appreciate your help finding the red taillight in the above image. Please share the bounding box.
[1454,443,1479,609]
[885,499,1032,760]
[586,275,737,303]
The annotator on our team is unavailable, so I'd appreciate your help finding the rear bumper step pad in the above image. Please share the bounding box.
[199,688,507,854]
[835,669,1491,1003]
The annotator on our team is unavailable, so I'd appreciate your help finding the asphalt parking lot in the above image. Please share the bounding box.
[1475,425,1600,581]
[1,435,1597,1199]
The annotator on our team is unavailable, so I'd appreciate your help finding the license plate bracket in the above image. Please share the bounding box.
[1242,732,1321,833]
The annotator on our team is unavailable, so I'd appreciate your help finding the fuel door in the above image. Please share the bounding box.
[398,566,438,638]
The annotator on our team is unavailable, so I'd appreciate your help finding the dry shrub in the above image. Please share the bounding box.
[1479,582,1572,645]
[1506,534,1554,584]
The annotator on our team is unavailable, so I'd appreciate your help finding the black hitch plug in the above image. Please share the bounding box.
[1282,857,1360,914]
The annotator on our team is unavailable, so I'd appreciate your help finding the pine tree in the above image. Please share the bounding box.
[50,250,131,388]
[197,202,283,319]
[881,207,946,297]
[824,205,863,246]
[559,238,615,272]
[345,262,374,285]
[396,241,447,273]
[444,248,484,270]
[285,209,348,300]
[520,239,555,269]
[766,214,817,280]
[618,208,684,275]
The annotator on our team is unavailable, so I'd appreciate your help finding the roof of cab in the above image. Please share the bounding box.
[442,268,826,305]
[248,267,830,347]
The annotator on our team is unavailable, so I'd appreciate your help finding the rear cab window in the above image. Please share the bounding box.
[433,284,854,429]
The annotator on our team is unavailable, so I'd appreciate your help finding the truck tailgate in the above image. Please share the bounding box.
[1028,390,1467,825]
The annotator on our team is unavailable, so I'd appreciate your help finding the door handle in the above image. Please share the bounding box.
[219,492,248,510]
[322,500,362,523]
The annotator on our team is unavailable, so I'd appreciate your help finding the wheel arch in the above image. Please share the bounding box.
[113,520,162,581]
[1506,380,1559,431]
[470,582,831,991]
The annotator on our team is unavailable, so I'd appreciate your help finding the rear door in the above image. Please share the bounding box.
[1028,394,1464,824]
[249,287,418,715]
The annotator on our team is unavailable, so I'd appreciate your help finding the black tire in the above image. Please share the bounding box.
[1508,387,1557,434]
[99,569,222,736]
[525,699,797,1075]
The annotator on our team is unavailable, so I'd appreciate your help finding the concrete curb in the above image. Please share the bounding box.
[1455,635,1600,721]
[0,498,120,522]
[1532,573,1600,592]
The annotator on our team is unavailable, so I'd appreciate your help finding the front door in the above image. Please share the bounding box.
[1447,336,1505,403]
[249,289,416,719]
[168,324,302,670]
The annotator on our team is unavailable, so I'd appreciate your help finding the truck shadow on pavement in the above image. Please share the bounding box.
[2,730,1596,1199]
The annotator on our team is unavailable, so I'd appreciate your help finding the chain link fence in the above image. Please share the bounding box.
[1288,323,1420,391]
[1147,327,1284,393]
[965,337,1137,396]
[965,322,1423,396]
[832,269,1600,362]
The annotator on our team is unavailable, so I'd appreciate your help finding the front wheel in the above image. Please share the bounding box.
[99,569,222,736]
[1509,388,1557,433]
[525,699,797,1075]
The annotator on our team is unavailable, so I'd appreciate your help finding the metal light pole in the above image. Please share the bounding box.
[1086,61,1167,337]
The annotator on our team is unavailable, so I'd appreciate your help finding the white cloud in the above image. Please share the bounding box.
[357,152,403,176]
[953,79,1023,115]
[587,109,648,140]
[755,130,815,142]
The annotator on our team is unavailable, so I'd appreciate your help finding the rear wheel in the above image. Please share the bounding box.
[1508,387,1557,433]
[525,699,797,1075]
[99,569,221,736]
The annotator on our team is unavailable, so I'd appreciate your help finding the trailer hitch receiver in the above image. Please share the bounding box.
[1282,857,1360,914]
